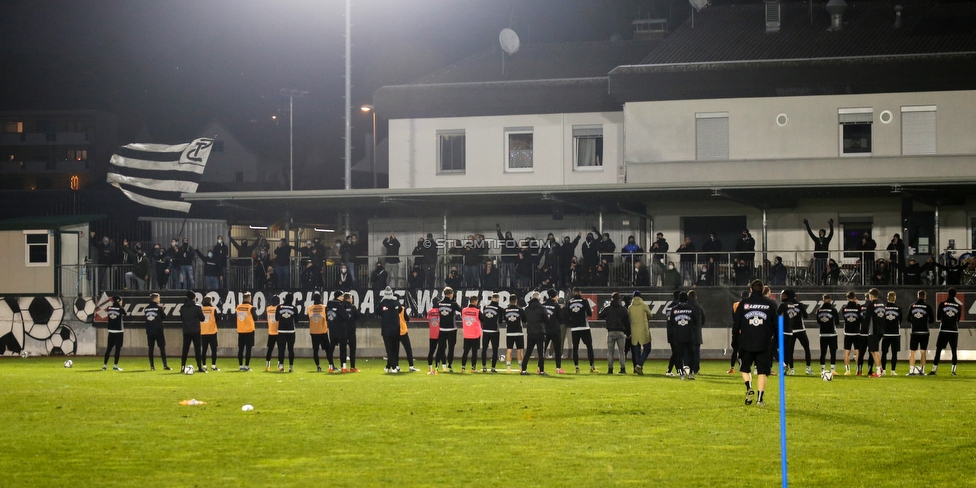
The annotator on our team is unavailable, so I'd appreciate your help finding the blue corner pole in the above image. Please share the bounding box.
[778,315,788,488]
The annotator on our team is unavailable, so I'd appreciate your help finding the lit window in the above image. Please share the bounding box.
[573,125,603,170]
[505,129,533,172]
[25,231,50,267]
[437,130,466,173]
[839,108,873,155]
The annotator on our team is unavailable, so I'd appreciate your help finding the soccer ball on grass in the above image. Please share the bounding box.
[821,370,833,382]
[185,365,195,375]
[64,360,73,368]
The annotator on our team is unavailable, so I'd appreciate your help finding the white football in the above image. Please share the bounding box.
[821,370,833,382]
[64,360,73,368]
[499,354,506,361]
[242,404,254,412]
[185,365,195,375]
[21,351,29,359]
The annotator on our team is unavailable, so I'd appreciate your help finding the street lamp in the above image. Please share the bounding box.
[361,104,377,189]
[279,88,308,191]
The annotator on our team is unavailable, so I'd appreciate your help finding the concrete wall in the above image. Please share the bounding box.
[625,89,976,164]
[388,112,623,189]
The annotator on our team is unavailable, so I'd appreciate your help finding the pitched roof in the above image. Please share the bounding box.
[375,40,660,119]
[413,40,660,85]
[640,1,976,65]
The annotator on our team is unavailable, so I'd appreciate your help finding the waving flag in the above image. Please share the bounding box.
[106,138,214,213]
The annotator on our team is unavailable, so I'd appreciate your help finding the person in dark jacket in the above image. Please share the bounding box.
[557,233,582,286]
[686,290,706,375]
[677,236,696,286]
[735,230,756,266]
[902,258,922,286]
[273,238,292,289]
[734,258,754,286]
[326,291,350,372]
[701,233,722,264]
[520,292,550,375]
[542,291,564,373]
[179,291,205,373]
[769,256,787,286]
[632,260,651,287]
[662,261,681,290]
[378,287,404,373]
[445,266,463,290]
[732,280,778,406]
[344,293,362,372]
[482,261,499,289]
[275,293,299,372]
[151,244,170,290]
[144,293,170,371]
[599,292,630,374]
[823,258,840,286]
[370,261,389,291]
[407,264,424,290]
[669,292,698,380]
[581,232,600,278]
[194,248,221,290]
[103,295,127,371]
[382,233,401,288]
[125,249,151,291]
[803,218,834,284]
[495,225,519,287]
[650,232,669,285]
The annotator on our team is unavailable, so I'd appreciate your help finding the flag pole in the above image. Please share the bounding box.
[778,315,789,488]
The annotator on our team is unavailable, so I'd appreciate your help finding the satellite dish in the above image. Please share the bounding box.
[499,28,520,54]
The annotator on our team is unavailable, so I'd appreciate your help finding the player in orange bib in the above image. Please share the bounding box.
[307,293,334,372]
[236,292,259,371]
[200,296,222,371]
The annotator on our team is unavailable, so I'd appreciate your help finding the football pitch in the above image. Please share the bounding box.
[1,357,973,487]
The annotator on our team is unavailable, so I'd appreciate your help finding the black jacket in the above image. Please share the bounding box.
[382,237,401,264]
[543,298,562,335]
[180,299,205,335]
[144,303,166,336]
[732,292,777,352]
[599,301,630,333]
[378,297,403,337]
[669,302,697,343]
[326,299,350,340]
[523,299,548,336]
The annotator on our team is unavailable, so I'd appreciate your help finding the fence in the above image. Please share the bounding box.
[58,248,976,295]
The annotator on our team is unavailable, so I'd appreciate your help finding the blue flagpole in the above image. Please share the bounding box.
[778,315,788,488]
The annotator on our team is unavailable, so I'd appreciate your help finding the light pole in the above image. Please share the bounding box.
[279,88,308,191]
[361,105,377,188]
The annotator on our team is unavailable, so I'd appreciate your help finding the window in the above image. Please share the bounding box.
[839,215,873,259]
[695,113,729,160]
[839,108,873,155]
[437,130,466,173]
[65,149,88,161]
[573,125,603,170]
[2,121,23,133]
[25,231,50,266]
[902,106,936,155]
[505,129,533,171]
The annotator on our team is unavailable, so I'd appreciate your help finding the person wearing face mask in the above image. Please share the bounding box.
[90,232,115,293]
[557,233,582,287]
[701,233,722,266]
[581,232,600,279]
[803,218,834,284]
[677,237,697,287]
[370,261,388,291]
[273,238,292,288]
[194,247,221,290]
[695,260,715,287]
[662,261,681,290]
[495,225,519,288]
[212,236,228,287]
[125,246,150,290]
[622,236,644,274]
[768,256,787,286]
[734,229,755,269]
[166,238,182,289]
[336,264,353,291]
[650,232,669,286]
[152,244,170,290]
[229,235,256,259]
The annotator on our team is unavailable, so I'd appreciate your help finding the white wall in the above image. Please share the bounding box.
[0,230,54,295]
[388,112,623,189]
[625,89,976,164]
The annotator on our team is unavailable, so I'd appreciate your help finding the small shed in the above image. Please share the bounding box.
[0,215,105,296]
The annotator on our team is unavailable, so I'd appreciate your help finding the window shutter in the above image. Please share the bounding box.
[696,116,729,160]
[901,110,936,155]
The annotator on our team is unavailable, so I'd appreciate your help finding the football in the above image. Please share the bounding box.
[21,350,29,359]
[185,365,195,375]
[64,360,73,368]
[242,404,254,412]
[821,370,833,382]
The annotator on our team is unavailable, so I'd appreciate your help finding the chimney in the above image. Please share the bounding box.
[894,5,903,28]
[765,1,781,33]
[826,0,848,31]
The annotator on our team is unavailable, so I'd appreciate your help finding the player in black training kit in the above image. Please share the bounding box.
[733,280,777,406]
[103,295,127,371]
[521,292,549,375]
[816,294,839,375]
[840,292,861,376]
[144,293,171,371]
[275,293,298,373]
[669,292,698,380]
[930,288,961,376]
[664,290,680,376]
[859,289,884,377]
[567,288,597,373]
[480,293,503,373]
[504,295,526,373]
[436,287,463,372]
[907,290,934,376]
[880,291,903,375]
[542,291,565,374]
[778,289,811,375]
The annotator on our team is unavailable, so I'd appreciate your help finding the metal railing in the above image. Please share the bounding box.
[58,248,976,295]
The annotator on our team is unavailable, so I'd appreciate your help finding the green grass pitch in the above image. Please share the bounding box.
[1,357,974,487]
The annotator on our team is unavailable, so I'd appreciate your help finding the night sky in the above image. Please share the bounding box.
[0,0,716,189]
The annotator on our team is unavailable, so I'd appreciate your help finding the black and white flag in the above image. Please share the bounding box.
[106,138,214,213]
